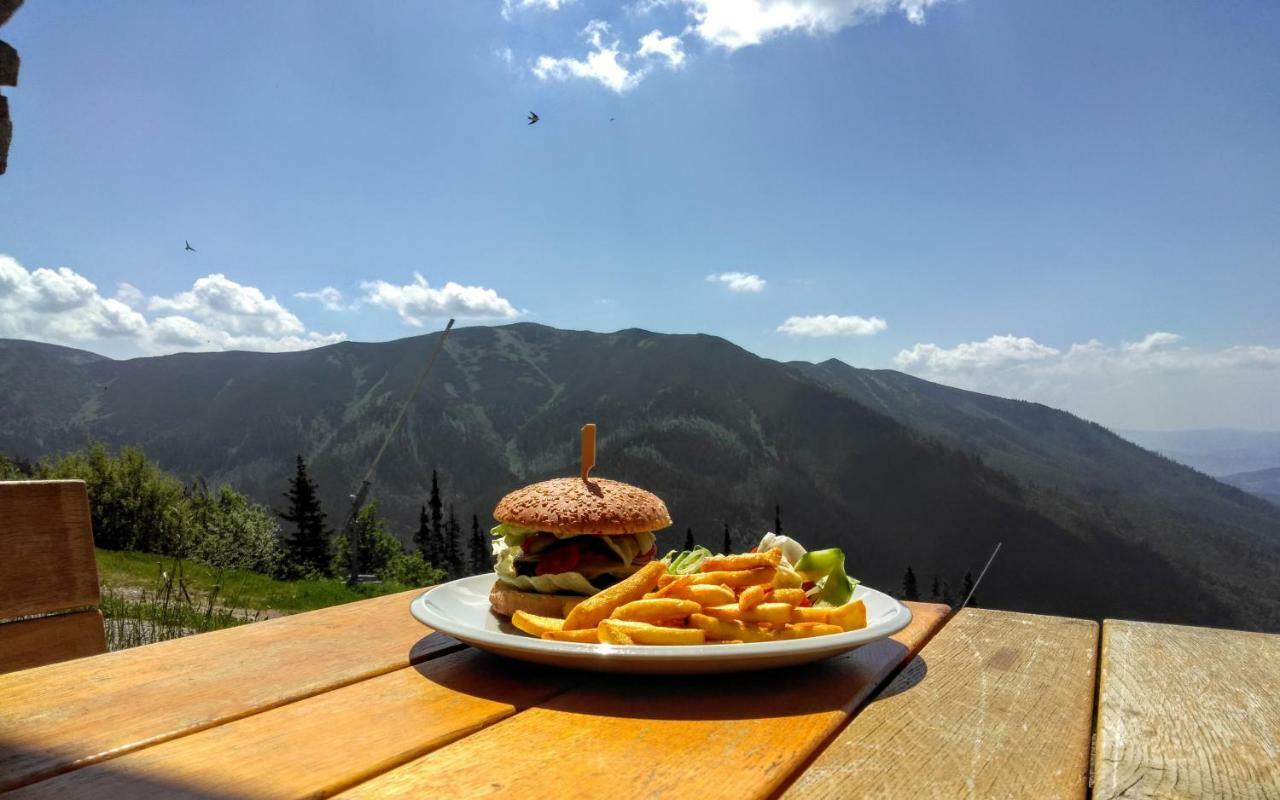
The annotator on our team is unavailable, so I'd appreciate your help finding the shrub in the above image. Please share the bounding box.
[332,501,444,586]
[38,443,189,554]
[0,453,30,479]
[188,483,284,574]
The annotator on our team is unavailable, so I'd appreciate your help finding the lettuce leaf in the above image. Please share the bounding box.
[495,571,600,596]
[794,548,859,607]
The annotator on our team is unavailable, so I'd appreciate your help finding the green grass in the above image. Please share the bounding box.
[96,549,419,615]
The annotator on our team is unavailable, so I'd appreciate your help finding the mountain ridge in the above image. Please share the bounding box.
[2,325,1277,631]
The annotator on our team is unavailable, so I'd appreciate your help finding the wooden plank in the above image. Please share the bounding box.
[7,647,579,799]
[781,608,1098,800]
[0,610,105,674]
[337,601,952,800]
[0,589,457,792]
[0,480,99,619]
[1094,619,1280,800]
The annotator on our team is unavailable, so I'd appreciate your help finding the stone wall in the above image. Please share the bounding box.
[0,0,22,175]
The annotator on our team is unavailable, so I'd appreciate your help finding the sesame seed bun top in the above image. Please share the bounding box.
[493,476,672,536]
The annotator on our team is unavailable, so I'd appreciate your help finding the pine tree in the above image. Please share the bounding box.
[930,575,940,601]
[683,528,695,551]
[429,470,443,552]
[444,504,462,578]
[902,566,920,600]
[941,580,955,607]
[414,504,433,562]
[277,455,331,576]
[774,504,783,537]
[721,523,731,555]
[961,571,976,607]
[470,513,488,574]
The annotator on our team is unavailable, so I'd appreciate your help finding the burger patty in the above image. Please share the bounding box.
[513,535,646,582]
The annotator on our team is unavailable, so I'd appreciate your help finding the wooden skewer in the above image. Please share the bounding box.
[580,423,596,482]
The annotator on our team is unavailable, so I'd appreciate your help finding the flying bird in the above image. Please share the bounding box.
[184,240,196,252]
[527,111,539,125]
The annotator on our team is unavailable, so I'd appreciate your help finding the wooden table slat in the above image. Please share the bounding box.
[335,601,951,800]
[782,607,1098,800]
[1093,619,1280,800]
[0,588,457,792]
[5,648,579,799]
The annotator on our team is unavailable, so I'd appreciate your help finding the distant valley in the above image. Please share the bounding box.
[1220,467,1280,508]
[1118,428,1280,478]
[2,325,1278,632]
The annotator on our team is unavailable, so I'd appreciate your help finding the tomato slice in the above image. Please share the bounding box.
[536,541,581,575]
[632,542,658,565]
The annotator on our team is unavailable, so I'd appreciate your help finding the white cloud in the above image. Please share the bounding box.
[894,334,1060,372]
[637,29,686,68]
[0,256,149,343]
[707,271,766,292]
[114,282,144,307]
[145,274,346,352]
[361,272,522,326]
[495,47,515,66]
[0,255,345,355]
[682,0,947,50]
[533,20,648,93]
[294,286,349,311]
[510,0,944,91]
[777,314,887,336]
[893,331,1280,429]
[1125,331,1182,353]
[502,0,574,21]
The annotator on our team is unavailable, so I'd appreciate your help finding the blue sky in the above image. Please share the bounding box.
[1,1,1278,429]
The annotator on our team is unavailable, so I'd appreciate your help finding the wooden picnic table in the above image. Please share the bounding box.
[1,589,1277,799]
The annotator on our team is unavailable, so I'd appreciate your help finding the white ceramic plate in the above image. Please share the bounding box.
[410,574,913,674]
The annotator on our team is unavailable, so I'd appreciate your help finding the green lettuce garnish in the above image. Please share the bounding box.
[794,548,859,607]
[490,522,539,547]
[663,546,712,575]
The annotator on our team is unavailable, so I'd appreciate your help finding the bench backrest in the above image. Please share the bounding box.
[0,480,107,672]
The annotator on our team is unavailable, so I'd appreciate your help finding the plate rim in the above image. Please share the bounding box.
[410,574,913,662]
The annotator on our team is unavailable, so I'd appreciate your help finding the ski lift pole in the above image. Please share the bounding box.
[958,541,1002,611]
[344,319,455,586]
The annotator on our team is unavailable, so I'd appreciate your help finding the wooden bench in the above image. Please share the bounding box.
[0,479,107,673]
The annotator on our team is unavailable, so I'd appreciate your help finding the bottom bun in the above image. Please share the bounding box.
[489,579,588,618]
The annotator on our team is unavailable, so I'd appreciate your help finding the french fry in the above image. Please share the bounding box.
[701,547,782,572]
[660,583,736,607]
[738,584,768,611]
[777,622,843,639]
[707,639,745,645]
[702,602,794,624]
[829,599,867,631]
[561,597,586,617]
[791,606,832,624]
[689,613,778,643]
[654,574,694,598]
[511,610,565,637]
[601,619,706,645]
[610,598,701,623]
[772,565,804,589]
[659,568,774,589]
[564,561,667,630]
[597,619,635,645]
[771,588,807,606]
[542,628,600,643]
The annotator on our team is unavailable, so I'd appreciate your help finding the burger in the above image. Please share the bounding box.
[488,476,672,618]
